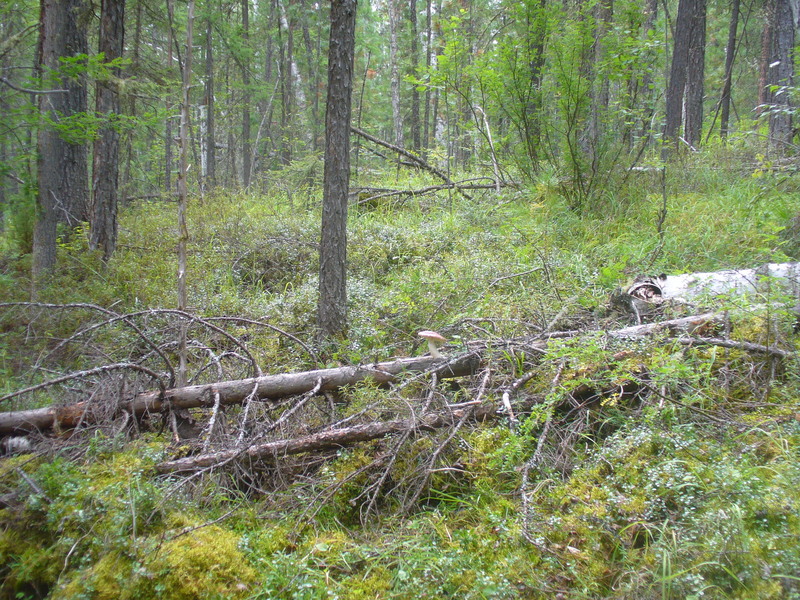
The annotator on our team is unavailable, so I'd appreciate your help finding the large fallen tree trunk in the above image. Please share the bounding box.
[0,355,480,435]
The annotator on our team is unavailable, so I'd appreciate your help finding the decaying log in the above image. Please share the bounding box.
[156,404,495,474]
[0,355,480,435]
[627,262,800,303]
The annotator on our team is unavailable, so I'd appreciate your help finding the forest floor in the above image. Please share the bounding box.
[1,150,800,599]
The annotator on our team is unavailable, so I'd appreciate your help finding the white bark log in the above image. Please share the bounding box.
[628,262,800,302]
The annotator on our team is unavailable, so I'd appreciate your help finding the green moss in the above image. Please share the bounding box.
[157,524,258,600]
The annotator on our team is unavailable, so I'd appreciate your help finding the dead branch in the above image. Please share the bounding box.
[351,181,517,206]
[0,311,783,436]
[0,355,479,435]
[362,372,442,520]
[674,336,793,358]
[351,126,470,198]
[205,316,319,364]
[156,403,490,474]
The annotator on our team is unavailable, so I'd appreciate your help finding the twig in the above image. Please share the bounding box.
[0,76,66,95]
[361,373,440,520]
[674,336,793,358]
[520,359,565,544]
[2,302,176,387]
[206,316,319,365]
[235,382,260,447]
[351,125,472,199]
[201,389,222,453]
[404,369,492,510]
[15,468,52,503]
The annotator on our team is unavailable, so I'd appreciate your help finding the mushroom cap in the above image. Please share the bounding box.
[418,330,447,343]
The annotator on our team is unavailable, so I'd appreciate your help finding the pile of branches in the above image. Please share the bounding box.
[0,300,794,525]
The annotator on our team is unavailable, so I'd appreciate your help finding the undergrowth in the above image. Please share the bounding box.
[1,154,800,598]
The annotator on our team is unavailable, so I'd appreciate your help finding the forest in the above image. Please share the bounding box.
[1,0,800,597]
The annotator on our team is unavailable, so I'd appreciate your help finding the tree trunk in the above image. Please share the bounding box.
[526,0,548,171]
[317,0,357,341]
[663,0,696,155]
[299,0,321,152]
[165,0,175,195]
[719,0,740,139]
[758,6,774,116]
[389,0,403,150]
[177,1,194,386]
[409,0,421,153]
[768,0,795,152]
[278,0,295,165]
[242,0,252,186]
[90,0,124,262]
[34,0,89,276]
[204,16,216,189]
[422,0,433,157]
[683,0,706,148]
[121,0,142,203]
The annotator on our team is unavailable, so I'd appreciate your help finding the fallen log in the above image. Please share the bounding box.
[0,355,480,435]
[627,262,800,303]
[156,404,494,474]
[0,311,775,435]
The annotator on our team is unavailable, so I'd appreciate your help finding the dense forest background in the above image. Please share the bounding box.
[0,0,797,270]
[2,0,800,599]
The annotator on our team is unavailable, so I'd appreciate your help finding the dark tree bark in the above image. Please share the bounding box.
[758,5,774,116]
[165,0,175,195]
[663,0,697,155]
[317,0,356,341]
[422,0,433,157]
[767,0,795,151]
[409,0,421,153]
[278,0,295,165]
[684,0,706,148]
[242,0,252,187]
[526,0,547,170]
[719,0,740,139]
[299,0,321,152]
[90,0,125,262]
[34,0,89,276]
[121,0,142,203]
[389,0,403,149]
[203,16,216,188]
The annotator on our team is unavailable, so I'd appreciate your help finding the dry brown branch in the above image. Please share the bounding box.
[350,126,471,200]
[404,369,492,510]
[352,180,517,206]
[205,316,319,364]
[156,399,490,474]
[361,372,442,520]
[521,359,566,544]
